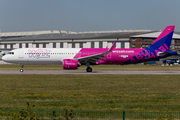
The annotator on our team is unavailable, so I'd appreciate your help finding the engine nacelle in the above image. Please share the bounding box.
[63,59,78,69]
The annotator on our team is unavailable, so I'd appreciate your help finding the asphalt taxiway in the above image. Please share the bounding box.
[0,70,180,75]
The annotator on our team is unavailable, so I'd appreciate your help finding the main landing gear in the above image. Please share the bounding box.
[86,67,92,72]
[20,64,24,72]
[85,62,92,72]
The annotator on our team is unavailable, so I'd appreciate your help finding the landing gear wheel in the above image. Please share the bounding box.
[20,69,24,72]
[20,64,24,72]
[86,67,92,72]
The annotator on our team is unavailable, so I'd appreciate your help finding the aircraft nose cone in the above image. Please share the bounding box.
[2,56,6,61]
[2,56,4,61]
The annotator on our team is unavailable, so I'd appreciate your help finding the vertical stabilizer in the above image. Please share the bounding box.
[149,25,175,51]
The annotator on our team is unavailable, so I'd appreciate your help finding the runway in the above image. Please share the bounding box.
[0,70,180,75]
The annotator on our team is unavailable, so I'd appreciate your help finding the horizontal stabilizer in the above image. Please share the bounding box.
[159,50,177,56]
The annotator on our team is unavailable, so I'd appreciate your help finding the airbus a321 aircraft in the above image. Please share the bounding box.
[2,25,178,72]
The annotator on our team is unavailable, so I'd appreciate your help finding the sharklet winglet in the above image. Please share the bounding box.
[108,42,116,52]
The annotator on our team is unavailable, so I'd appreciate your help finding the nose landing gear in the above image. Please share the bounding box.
[20,64,24,72]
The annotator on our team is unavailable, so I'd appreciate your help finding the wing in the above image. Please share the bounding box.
[74,42,116,64]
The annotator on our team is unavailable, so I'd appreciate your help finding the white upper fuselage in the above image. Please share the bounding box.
[2,48,81,64]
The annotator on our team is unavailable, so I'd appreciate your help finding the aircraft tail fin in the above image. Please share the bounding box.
[149,25,175,52]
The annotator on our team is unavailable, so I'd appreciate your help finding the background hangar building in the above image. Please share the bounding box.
[0,29,154,51]
[0,29,180,64]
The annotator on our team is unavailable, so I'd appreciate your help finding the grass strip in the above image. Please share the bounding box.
[0,74,180,112]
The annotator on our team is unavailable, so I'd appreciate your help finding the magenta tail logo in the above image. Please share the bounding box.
[28,49,51,59]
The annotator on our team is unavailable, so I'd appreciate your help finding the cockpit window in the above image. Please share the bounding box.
[7,52,14,55]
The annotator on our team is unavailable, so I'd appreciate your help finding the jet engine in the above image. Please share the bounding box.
[63,59,79,69]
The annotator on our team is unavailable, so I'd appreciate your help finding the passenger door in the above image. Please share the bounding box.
[19,49,24,58]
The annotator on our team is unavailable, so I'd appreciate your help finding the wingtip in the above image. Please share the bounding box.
[108,42,116,51]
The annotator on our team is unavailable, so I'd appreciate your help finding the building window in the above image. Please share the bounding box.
[178,45,180,48]
[43,43,46,48]
[4,44,7,49]
[19,43,22,48]
[99,41,103,48]
[121,42,125,48]
[142,44,145,47]
[36,43,39,48]
[132,38,136,41]
[80,43,83,48]
[132,44,136,47]
[60,42,63,48]
[53,42,56,48]
[142,38,144,42]
[26,43,29,48]
[72,43,75,48]
[10,44,13,49]
[91,42,94,48]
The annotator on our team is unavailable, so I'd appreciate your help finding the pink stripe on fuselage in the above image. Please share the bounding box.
[105,48,147,64]
[73,48,156,65]
[152,26,175,45]
[73,48,108,59]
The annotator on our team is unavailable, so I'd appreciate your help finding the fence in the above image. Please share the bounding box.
[0,110,180,120]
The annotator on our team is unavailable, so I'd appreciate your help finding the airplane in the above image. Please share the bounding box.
[2,25,178,72]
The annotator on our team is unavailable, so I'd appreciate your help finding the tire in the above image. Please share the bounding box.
[86,67,92,72]
[20,69,24,72]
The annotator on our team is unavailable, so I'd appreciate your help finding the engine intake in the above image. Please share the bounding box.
[63,59,78,69]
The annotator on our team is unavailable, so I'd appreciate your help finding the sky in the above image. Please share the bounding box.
[0,0,180,32]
